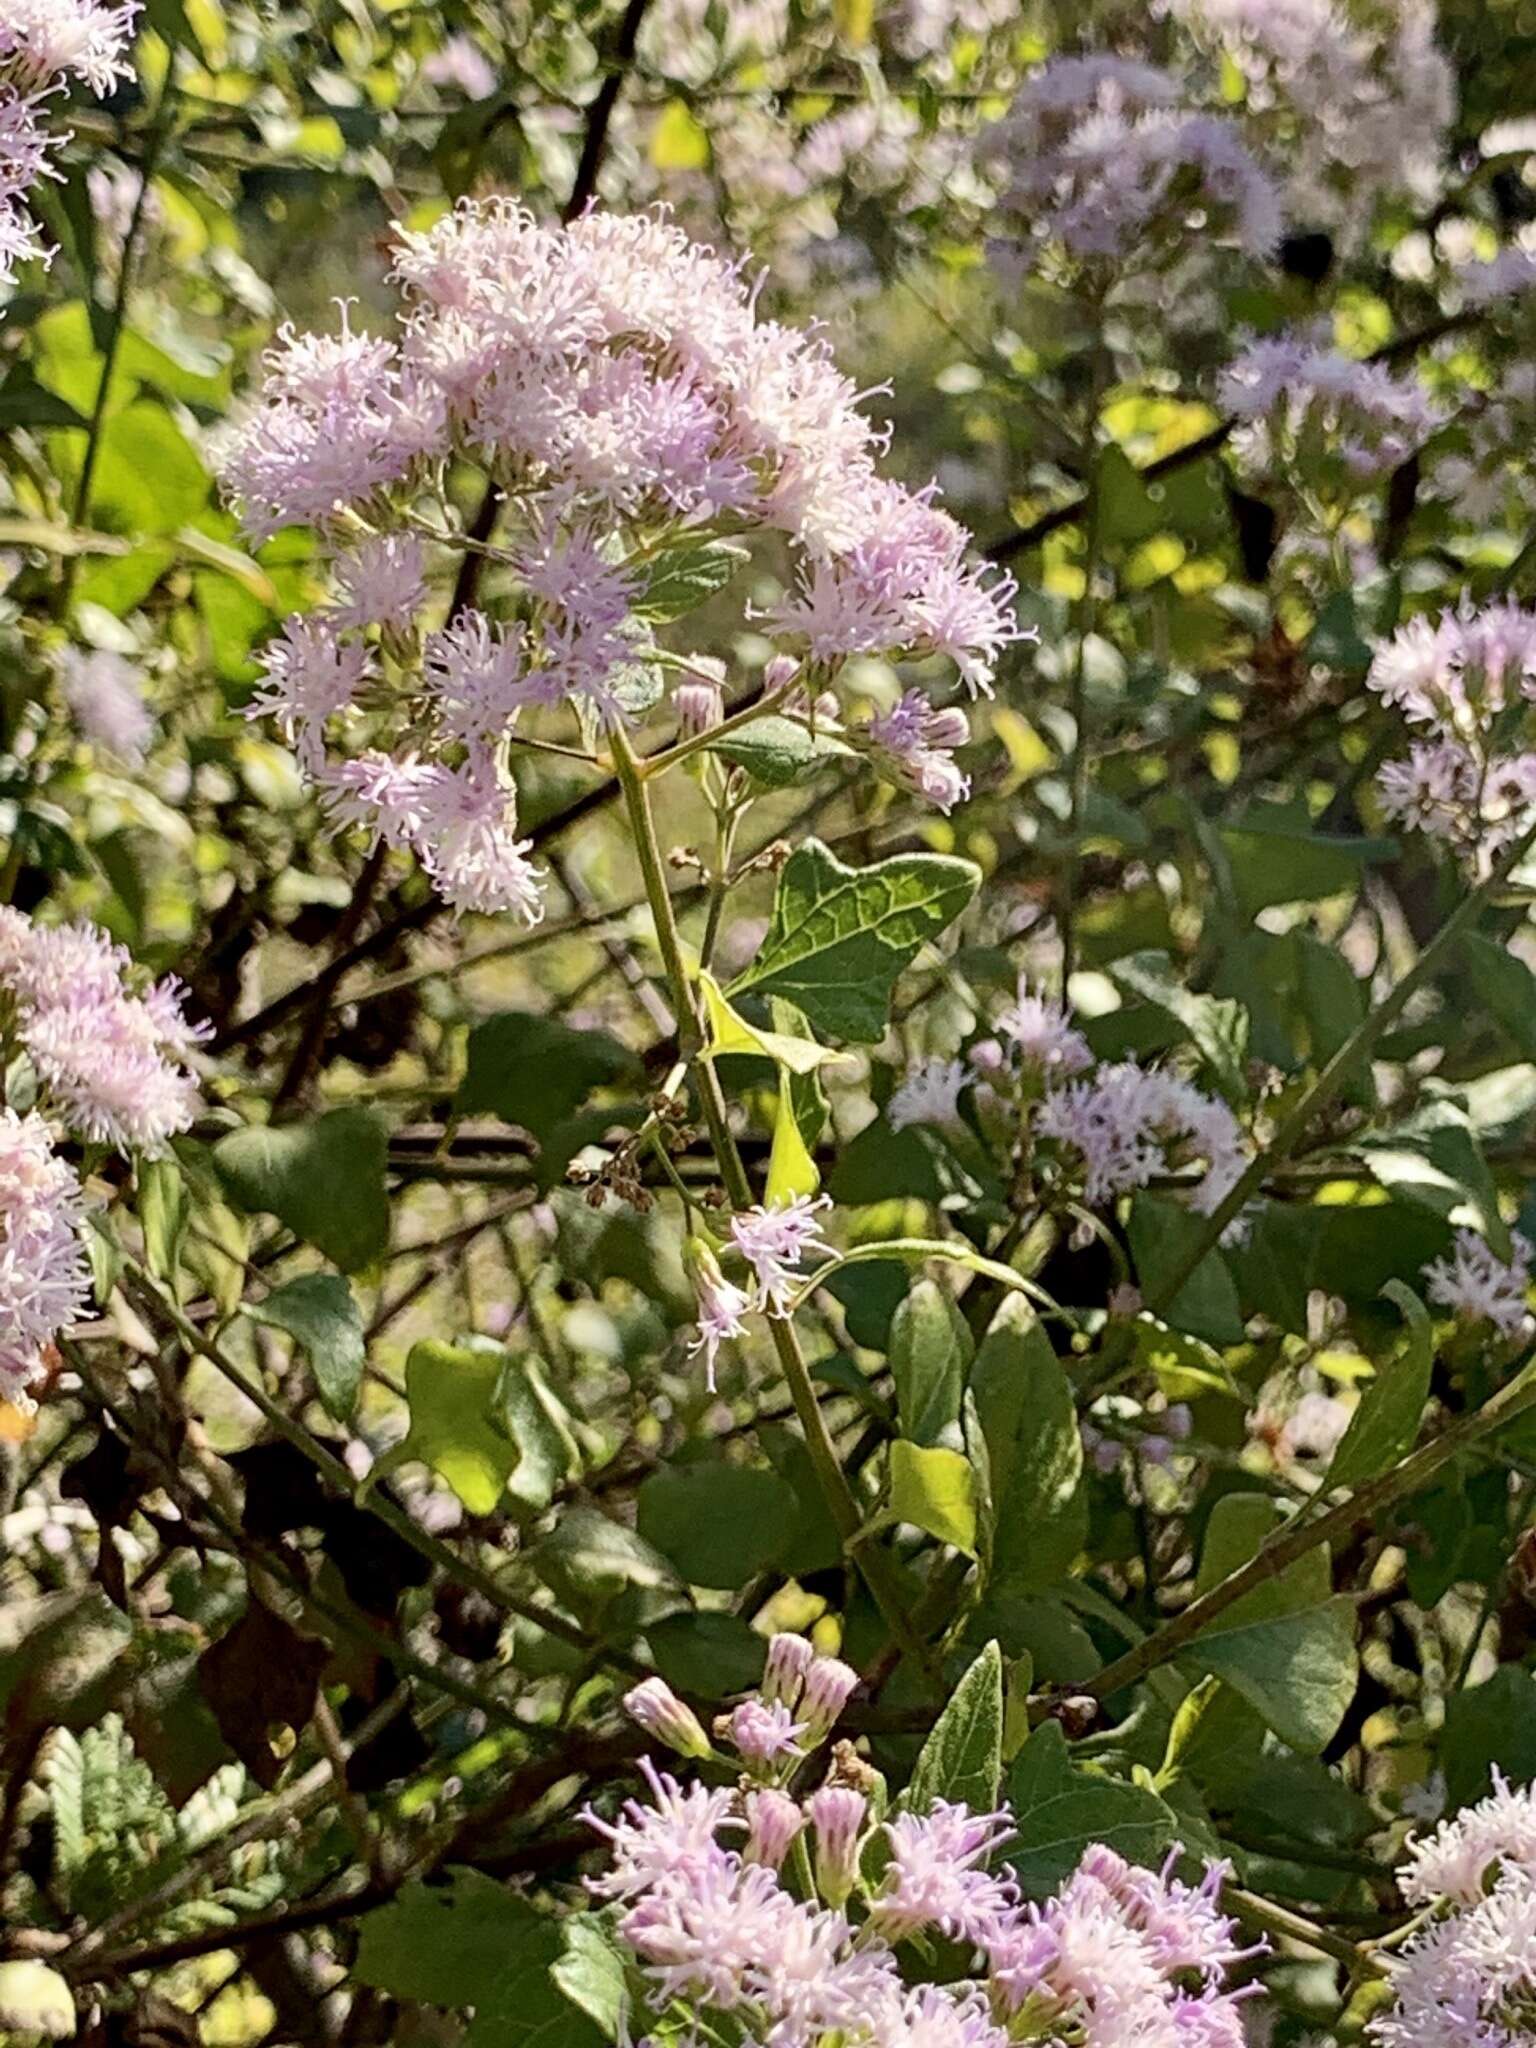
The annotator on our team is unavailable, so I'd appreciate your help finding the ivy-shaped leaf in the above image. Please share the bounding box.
[730,839,981,1042]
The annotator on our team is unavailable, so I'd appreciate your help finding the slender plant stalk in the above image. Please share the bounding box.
[609,727,943,1688]
[1084,1349,1536,1702]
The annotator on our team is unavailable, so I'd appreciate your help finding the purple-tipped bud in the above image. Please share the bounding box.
[800,1654,860,1740]
[743,1787,804,1869]
[764,654,800,690]
[676,674,725,737]
[762,1632,815,1708]
[623,1678,711,1760]
[808,1785,867,1905]
[730,1697,806,1774]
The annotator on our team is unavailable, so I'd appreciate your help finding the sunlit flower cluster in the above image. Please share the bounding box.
[983,55,1285,276]
[1422,1228,1534,1338]
[686,1194,834,1383]
[1161,0,1453,237]
[0,909,204,1396]
[594,1636,1259,2048]
[1220,334,1444,483]
[0,907,207,1154]
[1367,601,1536,862]
[1374,1772,1536,2045]
[220,203,1021,920]
[892,978,1249,1219]
[0,0,138,286]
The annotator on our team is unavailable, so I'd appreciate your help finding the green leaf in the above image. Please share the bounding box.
[647,1612,767,1697]
[1179,1493,1357,1752]
[698,971,841,1075]
[1004,1722,1178,1898]
[636,1463,798,1589]
[0,363,86,429]
[1463,932,1536,1060]
[1108,951,1249,1101]
[730,839,981,1041]
[385,1341,517,1516]
[1219,805,1394,919]
[57,401,210,534]
[765,1076,821,1206]
[633,538,747,621]
[457,1013,638,1140]
[1325,1281,1434,1491]
[497,1355,581,1514]
[1181,1597,1358,1754]
[971,1296,1086,1592]
[1128,1195,1243,1343]
[137,1155,187,1295]
[907,1640,1003,1811]
[245,1273,366,1422]
[888,1441,978,1555]
[0,1588,133,1740]
[213,1108,390,1272]
[356,1868,607,2048]
[1441,1666,1536,1807]
[889,1278,971,1447]
[550,1916,629,2041]
[1357,1098,1507,1250]
[710,716,855,789]
[530,1506,680,1619]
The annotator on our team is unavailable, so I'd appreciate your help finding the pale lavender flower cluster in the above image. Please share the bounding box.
[0,910,204,1397]
[219,205,1020,919]
[595,1637,1258,2048]
[983,55,1285,275]
[1220,334,1444,482]
[1422,1228,1534,1339]
[892,979,1247,1219]
[1160,0,1453,238]
[686,1195,834,1384]
[1366,601,1536,862]
[0,0,138,286]
[1373,1772,1536,2046]
[1036,1063,1248,1217]
[0,907,207,1155]
[0,1106,89,1397]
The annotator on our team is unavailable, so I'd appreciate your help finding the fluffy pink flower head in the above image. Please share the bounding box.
[0,910,207,1155]
[55,644,152,765]
[729,1194,834,1314]
[1423,1229,1533,1339]
[1398,1770,1536,1908]
[0,1106,89,1396]
[889,1056,968,1132]
[995,985,1092,1079]
[869,1801,1019,1946]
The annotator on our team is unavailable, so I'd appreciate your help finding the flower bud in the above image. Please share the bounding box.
[744,1788,804,1869]
[800,1654,860,1740]
[764,654,800,691]
[623,1678,712,1760]
[762,1631,815,1708]
[808,1786,867,1905]
[676,673,725,737]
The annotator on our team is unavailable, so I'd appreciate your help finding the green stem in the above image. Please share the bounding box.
[64,77,175,600]
[788,1238,1067,1320]
[1225,1886,1387,1977]
[608,728,942,1690]
[1085,1349,1536,1703]
[638,678,799,780]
